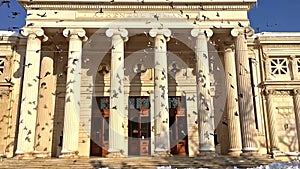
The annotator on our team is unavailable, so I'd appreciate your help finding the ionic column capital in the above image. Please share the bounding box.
[264,89,276,96]
[20,27,48,42]
[106,28,128,38]
[149,28,171,38]
[231,27,254,37]
[293,89,300,96]
[263,53,270,60]
[191,28,213,38]
[63,28,88,41]
[289,55,296,61]
[223,43,235,53]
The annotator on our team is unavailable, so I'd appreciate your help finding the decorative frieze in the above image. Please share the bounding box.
[0,90,10,98]
[263,90,292,96]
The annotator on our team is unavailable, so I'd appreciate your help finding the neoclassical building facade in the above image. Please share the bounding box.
[0,0,299,159]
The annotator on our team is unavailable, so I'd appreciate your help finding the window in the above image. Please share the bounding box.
[270,58,288,75]
[129,97,150,110]
[99,97,109,110]
[168,97,186,109]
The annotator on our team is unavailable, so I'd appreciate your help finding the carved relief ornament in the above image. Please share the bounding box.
[264,89,292,96]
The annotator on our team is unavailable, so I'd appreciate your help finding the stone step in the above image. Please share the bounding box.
[0,156,292,169]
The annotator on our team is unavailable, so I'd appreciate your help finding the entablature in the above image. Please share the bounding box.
[261,81,300,91]
[255,32,300,44]
[19,0,254,30]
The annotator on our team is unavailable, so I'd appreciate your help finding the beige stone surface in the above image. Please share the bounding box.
[0,0,300,160]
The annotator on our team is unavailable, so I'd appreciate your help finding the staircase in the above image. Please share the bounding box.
[0,155,292,169]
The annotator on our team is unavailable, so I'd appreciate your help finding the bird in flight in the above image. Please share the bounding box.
[0,0,10,8]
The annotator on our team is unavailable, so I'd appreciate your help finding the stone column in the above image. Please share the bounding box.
[33,47,56,158]
[223,44,242,156]
[191,29,215,154]
[60,28,87,158]
[293,89,300,151]
[105,28,128,157]
[264,89,280,154]
[149,28,171,156]
[231,28,258,155]
[15,28,48,159]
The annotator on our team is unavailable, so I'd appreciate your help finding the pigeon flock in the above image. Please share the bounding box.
[0,0,263,160]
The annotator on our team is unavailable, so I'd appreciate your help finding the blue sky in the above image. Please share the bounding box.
[248,0,300,32]
[0,0,299,32]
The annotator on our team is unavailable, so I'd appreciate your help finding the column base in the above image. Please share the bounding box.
[228,149,242,156]
[106,149,126,158]
[241,147,259,156]
[153,149,171,157]
[270,150,285,158]
[33,151,50,158]
[197,151,218,157]
[105,152,126,158]
[14,152,36,159]
[59,150,79,159]
[0,153,5,162]
[198,147,216,156]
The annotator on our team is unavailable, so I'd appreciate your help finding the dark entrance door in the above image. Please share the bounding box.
[169,96,188,156]
[128,96,151,156]
[90,97,109,157]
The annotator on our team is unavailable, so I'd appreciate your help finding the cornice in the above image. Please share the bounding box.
[0,82,13,87]
[19,2,252,11]
[260,81,300,91]
[251,33,300,44]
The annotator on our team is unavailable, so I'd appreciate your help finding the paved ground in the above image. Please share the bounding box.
[0,155,296,169]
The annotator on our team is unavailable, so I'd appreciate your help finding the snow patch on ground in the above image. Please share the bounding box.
[247,162,300,169]
[154,158,300,169]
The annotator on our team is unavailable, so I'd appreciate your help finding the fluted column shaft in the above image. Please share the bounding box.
[191,29,215,153]
[265,89,280,153]
[60,29,87,157]
[223,45,242,156]
[16,28,47,158]
[293,89,300,151]
[232,29,258,154]
[34,49,56,158]
[106,29,128,157]
[149,28,171,155]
